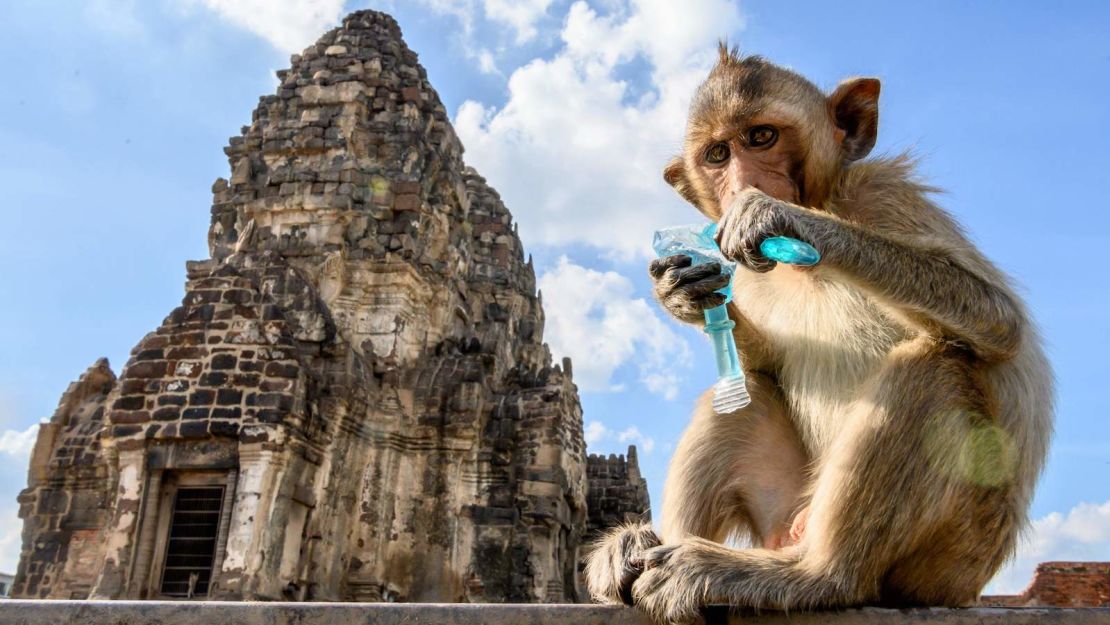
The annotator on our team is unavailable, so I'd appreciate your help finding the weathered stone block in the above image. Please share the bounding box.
[211,407,242,420]
[152,407,181,422]
[189,389,216,406]
[127,361,167,379]
[211,354,238,370]
[207,421,239,438]
[182,407,211,420]
[217,388,243,404]
[199,372,228,387]
[263,362,298,378]
[110,410,150,425]
[112,396,145,411]
[178,421,209,438]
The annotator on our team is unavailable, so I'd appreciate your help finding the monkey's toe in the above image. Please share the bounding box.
[632,556,707,625]
[637,543,681,570]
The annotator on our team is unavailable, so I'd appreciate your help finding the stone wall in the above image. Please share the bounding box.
[586,447,651,538]
[13,9,611,604]
[981,562,1110,608]
[1,601,1106,625]
[15,359,116,600]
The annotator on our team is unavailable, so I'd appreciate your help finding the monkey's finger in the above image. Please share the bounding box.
[714,210,744,249]
[750,242,779,273]
[677,275,729,299]
[715,224,745,263]
[649,254,692,279]
[692,272,731,292]
[694,293,727,310]
[637,544,677,570]
[728,235,776,274]
[669,262,723,287]
[752,262,776,274]
[713,224,726,248]
[745,254,776,274]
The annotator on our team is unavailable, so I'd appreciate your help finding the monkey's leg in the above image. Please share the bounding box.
[632,340,1019,622]
[799,340,1018,606]
[586,373,806,607]
[662,372,808,549]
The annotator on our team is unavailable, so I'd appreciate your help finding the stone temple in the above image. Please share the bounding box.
[13,10,649,602]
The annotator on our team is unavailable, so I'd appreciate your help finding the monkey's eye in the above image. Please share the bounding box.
[747,125,778,148]
[705,142,730,164]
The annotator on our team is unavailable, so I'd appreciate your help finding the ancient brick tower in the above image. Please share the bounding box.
[14,10,648,602]
[586,447,651,535]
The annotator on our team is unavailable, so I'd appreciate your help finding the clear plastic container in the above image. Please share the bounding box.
[652,223,819,414]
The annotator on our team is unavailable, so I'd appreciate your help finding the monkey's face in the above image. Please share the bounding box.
[664,54,880,219]
[687,108,809,216]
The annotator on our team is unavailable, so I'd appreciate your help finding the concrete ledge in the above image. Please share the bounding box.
[0,601,1107,625]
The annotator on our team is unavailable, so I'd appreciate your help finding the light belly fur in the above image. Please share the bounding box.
[734,266,906,454]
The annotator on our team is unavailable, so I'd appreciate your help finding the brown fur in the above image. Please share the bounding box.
[584,50,1053,624]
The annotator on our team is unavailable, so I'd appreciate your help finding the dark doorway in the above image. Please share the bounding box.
[159,486,224,597]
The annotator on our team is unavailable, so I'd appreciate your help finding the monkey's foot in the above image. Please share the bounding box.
[632,537,736,625]
[584,522,662,606]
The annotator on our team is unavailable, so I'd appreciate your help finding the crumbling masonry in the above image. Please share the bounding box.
[586,448,651,536]
[13,10,649,602]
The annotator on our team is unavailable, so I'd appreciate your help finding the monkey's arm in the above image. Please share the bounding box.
[718,189,1024,362]
[817,222,1022,361]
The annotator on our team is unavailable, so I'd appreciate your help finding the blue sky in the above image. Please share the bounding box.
[0,0,1107,594]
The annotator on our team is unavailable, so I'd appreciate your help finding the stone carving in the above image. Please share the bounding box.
[12,10,650,602]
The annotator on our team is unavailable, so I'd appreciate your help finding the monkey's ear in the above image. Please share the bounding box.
[828,78,880,162]
[664,156,699,206]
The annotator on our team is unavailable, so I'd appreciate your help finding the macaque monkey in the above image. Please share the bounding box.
[585,47,1053,623]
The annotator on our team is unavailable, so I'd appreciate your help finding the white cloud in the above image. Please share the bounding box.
[414,0,551,44]
[0,423,39,460]
[986,500,1110,595]
[185,0,347,53]
[411,0,478,37]
[454,0,745,258]
[538,256,690,398]
[617,425,655,453]
[584,420,656,454]
[584,420,609,445]
[408,0,505,75]
[0,505,22,576]
[0,423,39,575]
[474,47,500,75]
[482,0,553,43]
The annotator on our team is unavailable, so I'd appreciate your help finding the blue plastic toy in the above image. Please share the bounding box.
[652,223,820,413]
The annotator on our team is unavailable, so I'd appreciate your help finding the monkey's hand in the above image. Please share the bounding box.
[584,523,662,606]
[649,255,731,324]
[716,188,814,273]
